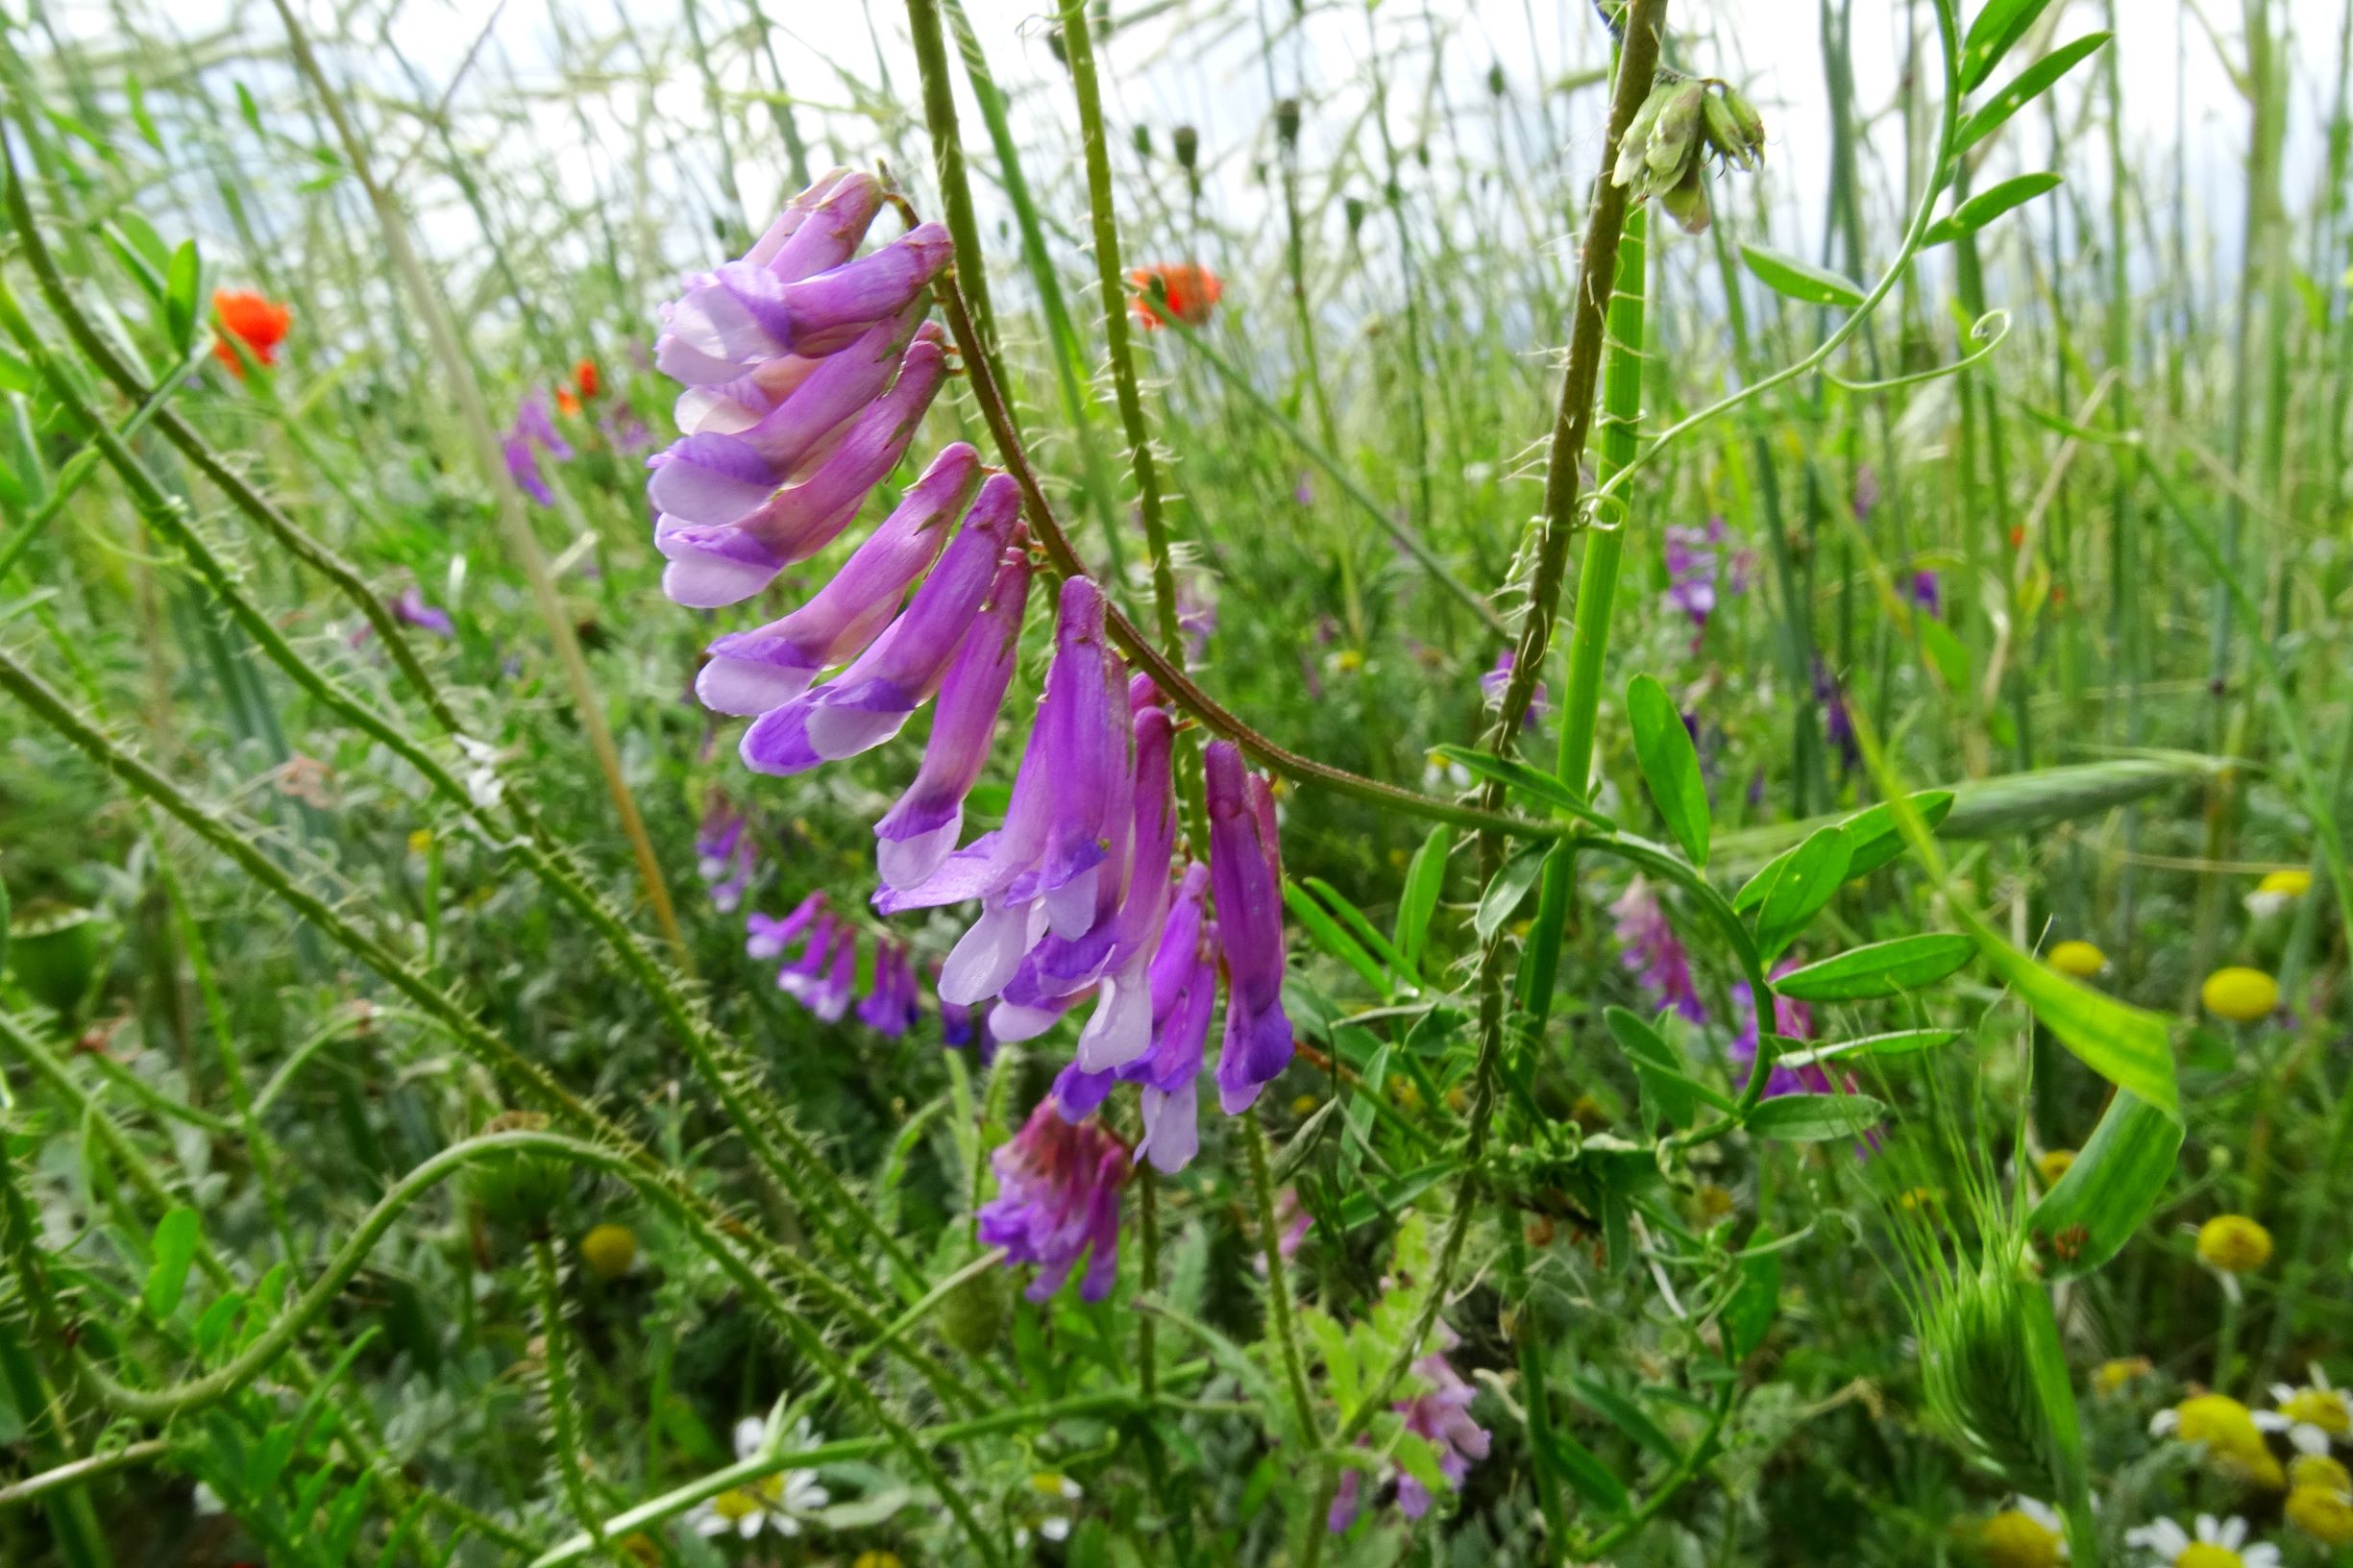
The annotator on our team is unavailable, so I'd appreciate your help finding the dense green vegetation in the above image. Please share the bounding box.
[1,0,2350,1564]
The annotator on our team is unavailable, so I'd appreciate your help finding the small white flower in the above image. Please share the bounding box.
[683,1416,830,1540]
[2255,1366,2350,1456]
[2123,1512,2281,1567]
[453,735,505,810]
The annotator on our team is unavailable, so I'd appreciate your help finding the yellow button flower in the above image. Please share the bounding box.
[2256,869,2311,897]
[2152,1393,2286,1488]
[2201,968,2279,1023]
[2047,940,2106,978]
[2036,1149,2076,1187]
[2287,1485,2353,1546]
[580,1222,639,1281]
[1979,1501,2064,1568]
[2196,1214,2274,1274]
[2290,1453,2351,1494]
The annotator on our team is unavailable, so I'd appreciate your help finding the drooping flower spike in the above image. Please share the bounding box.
[979,1097,1128,1303]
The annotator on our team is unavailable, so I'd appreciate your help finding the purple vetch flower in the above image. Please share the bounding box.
[777,909,840,1002]
[601,406,654,455]
[1175,578,1216,660]
[696,796,756,913]
[1609,875,1703,1022]
[695,443,983,715]
[1728,965,1874,1158]
[503,390,574,507]
[1812,656,1860,771]
[1207,741,1292,1114]
[873,547,1034,890]
[655,219,952,387]
[857,942,921,1037]
[1066,696,1180,1073]
[1479,649,1549,728]
[740,475,1024,776]
[1909,569,1942,619]
[880,578,1133,1007]
[804,921,858,1022]
[748,891,825,960]
[393,587,454,638]
[978,1097,1128,1303]
[1327,1330,1490,1532]
[654,335,948,608]
[1663,518,1750,637]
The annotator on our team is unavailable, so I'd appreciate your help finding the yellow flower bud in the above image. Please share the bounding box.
[2195,1213,2273,1274]
[1978,1508,2063,1568]
[2256,869,2312,897]
[2047,940,2105,978]
[580,1222,639,1281]
[2288,1485,2353,1546]
[2201,967,2279,1023]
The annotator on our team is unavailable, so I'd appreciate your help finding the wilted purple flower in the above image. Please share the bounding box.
[881,578,1132,1008]
[1480,649,1549,728]
[1609,876,1703,1022]
[695,443,983,715]
[1207,741,1292,1114]
[1812,656,1860,771]
[503,390,574,507]
[1663,518,1750,638]
[748,891,824,960]
[873,547,1033,890]
[978,1097,1127,1302]
[696,796,755,913]
[1908,570,1942,619]
[741,475,1023,775]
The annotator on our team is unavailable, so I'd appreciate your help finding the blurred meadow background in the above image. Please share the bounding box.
[2,0,2352,1564]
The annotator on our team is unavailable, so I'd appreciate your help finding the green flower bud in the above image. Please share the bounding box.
[468,1111,570,1234]
[1273,97,1301,149]
[1612,80,1679,189]
[1702,91,1750,171]
[1660,159,1712,233]
[938,1266,1009,1356]
[1132,124,1152,159]
[1173,125,1199,170]
[1646,81,1706,180]
[1724,86,1767,157]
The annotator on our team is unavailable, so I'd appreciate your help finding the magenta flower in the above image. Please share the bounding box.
[393,587,454,638]
[777,910,840,1004]
[1328,1333,1490,1531]
[1207,741,1292,1114]
[857,942,921,1037]
[1609,876,1704,1022]
[747,891,824,960]
[1662,518,1751,638]
[979,1097,1127,1303]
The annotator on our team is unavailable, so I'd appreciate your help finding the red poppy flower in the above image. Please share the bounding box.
[210,289,292,376]
[1129,262,1222,329]
[555,388,581,416]
[575,357,601,400]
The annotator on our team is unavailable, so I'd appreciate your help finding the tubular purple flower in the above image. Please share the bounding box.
[978,1098,1127,1303]
[858,943,920,1037]
[1130,897,1215,1173]
[808,923,857,1023]
[656,338,948,608]
[1071,704,1178,1073]
[776,910,839,1002]
[394,587,454,638]
[739,474,1022,775]
[881,577,1129,1006]
[747,891,825,960]
[873,550,1033,889]
[695,444,983,716]
[755,169,882,279]
[1206,743,1292,1114]
[654,221,951,380]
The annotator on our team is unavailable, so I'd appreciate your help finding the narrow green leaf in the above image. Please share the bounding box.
[1475,843,1553,943]
[1777,1028,1962,1068]
[1627,675,1709,866]
[1304,876,1416,983]
[2025,1090,2184,1278]
[1752,824,1851,961]
[1720,1227,1780,1361]
[1925,172,2063,246]
[1604,1006,1735,1128]
[1745,1093,1888,1142]
[145,1205,200,1318]
[1959,0,2054,91]
[1395,824,1452,974]
[1336,1161,1460,1230]
[1538,1423,1630,1518]
[1957,34,2113,155]
[1283,879,1388,995]
[1838,791,1956,880]
[1965,914,2178,1120]
[164,240,201,356]
[1775,934,1976,1001]
[1571,1375,1679,1460]
[1429,745,1615,827]
[127,76,163,151]
[1740,243,1865,309]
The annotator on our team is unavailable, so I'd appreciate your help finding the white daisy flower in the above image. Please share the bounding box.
[684,1416,831,1540]
[2123,1512,2281,1568]
[1980,1495,2069,1567]
[2255,1366,2350,1456]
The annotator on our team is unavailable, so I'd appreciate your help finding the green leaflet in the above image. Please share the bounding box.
[2025,1091,2185,1278]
